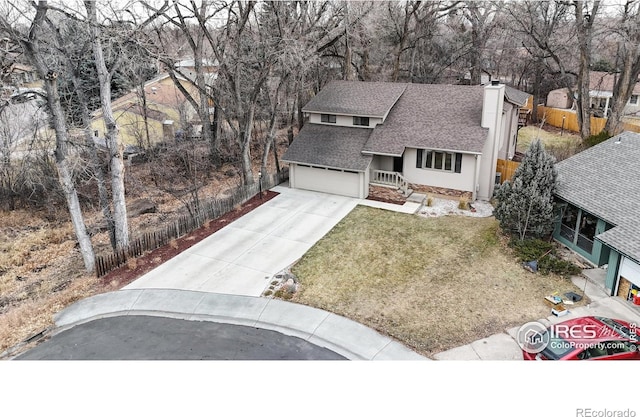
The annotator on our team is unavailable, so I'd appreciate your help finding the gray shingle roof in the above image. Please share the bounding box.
[281,124,372,171]
[363,84,488,155]
[302,81,407,118]
[504,86,531,107]
[555,131,640,262]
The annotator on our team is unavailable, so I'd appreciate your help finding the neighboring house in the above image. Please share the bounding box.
[553,131,640,301]
[1,63,38,88]
[589,71,640,117]
[91,73,199,147]
[546,71,640,117]
[174,58,218,85]
[282,80,529,201]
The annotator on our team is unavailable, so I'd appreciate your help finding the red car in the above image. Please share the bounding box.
[522,316,640,360]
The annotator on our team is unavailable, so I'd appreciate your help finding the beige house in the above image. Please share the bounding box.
[91,73,199,147]
[282,80,530,201]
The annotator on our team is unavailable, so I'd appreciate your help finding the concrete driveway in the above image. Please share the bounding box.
[124,186,360,296]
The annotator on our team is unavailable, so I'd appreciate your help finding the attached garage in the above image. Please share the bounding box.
[282,124,373,199]
[290,164,368,199]
[616,257,640,301]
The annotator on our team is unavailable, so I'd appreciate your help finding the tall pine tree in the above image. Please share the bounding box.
[494,139,557,240]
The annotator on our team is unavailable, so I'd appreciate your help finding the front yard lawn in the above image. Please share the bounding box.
[290,206,587,358]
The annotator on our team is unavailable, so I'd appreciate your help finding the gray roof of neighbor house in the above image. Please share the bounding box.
[281,124,372,171]
[589,71,640,95]
[504,85,531,107]
[363,84,489,156]
[302,81,407,118]
[555,131,640,263]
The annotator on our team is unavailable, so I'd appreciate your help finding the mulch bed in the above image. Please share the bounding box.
[99,190,279,290]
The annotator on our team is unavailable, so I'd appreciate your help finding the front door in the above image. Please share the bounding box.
[393,156,403,173]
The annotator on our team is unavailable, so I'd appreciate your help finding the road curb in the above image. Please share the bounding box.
[52,288,428,361]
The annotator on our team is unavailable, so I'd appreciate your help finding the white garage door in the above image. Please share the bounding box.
[620,257,640,287]
[293,165,362,198]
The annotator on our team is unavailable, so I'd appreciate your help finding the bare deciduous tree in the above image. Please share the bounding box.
[604,0,640,135]
[0,1,96,271]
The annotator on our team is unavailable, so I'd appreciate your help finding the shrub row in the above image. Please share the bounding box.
[509,238,582,277]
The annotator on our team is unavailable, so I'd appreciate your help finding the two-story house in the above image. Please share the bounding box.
[282,80,529,201]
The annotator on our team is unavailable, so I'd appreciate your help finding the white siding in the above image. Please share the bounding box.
[402,148,476,192]
[498,101,518,160]
[620,257,640,287]
[478,84,504,201]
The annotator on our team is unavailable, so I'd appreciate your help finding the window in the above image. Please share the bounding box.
[353,116,369,126]
[559,204,578,243]
[630,95,639,105]
[416,150,462,173]
[321,114,336,123]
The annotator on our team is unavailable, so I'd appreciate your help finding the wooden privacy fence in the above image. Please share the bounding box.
[496,159,520,184]
[95,170,288,277]
[537,106,640,135]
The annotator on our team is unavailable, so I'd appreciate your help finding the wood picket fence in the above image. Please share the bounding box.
[95,170,288,277]
[496,159,520,184]
[536,106,640,135]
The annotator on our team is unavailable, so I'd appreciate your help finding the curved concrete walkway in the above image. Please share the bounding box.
[52,289,427,361]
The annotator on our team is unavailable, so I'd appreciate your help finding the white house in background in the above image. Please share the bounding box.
[174,58,218,85]
[282,80,530,201]
[546,71,640,117]
[589,71,640,117]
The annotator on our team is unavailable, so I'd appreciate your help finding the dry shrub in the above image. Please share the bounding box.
[233,203,242,212]
[44,226,73,245]
[169,239,179,249]
[203,219,211,229]
[126,257,138,271]
[458,196,469,210]
[426,194,433,207]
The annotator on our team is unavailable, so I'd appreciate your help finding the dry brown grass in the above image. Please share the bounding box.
[0,274,99,352]
[0,208,102,353]
[517,125,582,161]
[290,206,586,358]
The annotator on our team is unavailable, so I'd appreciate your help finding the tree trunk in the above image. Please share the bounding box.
[241,144,254,186]
[211,104,222,166]
[193,25,214,160]
[605,31,640,135]
[17,2,95,271]
[532,58,542,124]
[261,110,279,177]
[56,23,116,250]
[86,0,129,248]
[41,71,95,270]
[77,86,116,250]
[140,80,152,149]
[573,0,600,140]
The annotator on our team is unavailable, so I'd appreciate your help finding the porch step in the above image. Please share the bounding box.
[407,192,425,204]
